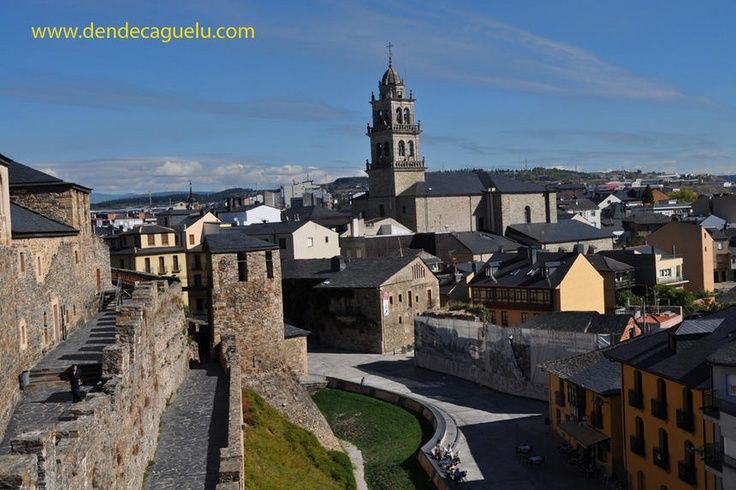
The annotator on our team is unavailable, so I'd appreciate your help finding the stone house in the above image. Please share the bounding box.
[468,249,606,326]
[203,229,305,378]
[0,153,111,439]
[106,224,189,304]
[646,222,715,293]
[242,220,340,260]
[282,255,440,353]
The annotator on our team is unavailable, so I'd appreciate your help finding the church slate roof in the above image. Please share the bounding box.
[205,228,279,254]
[10,202,79,238]
[469,251,578,289]
[585,254,635,273]
[405,170,545,197]
[451,232,520,254]
[3,154,91,191]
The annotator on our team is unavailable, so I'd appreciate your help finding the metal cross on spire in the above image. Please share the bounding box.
[387,41,394,66]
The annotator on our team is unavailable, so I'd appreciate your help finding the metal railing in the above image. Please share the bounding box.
[653,448,670,470]
[678,461,696,485]
[366,122,421,135]
[704,443,723,472]
[651,398,668,420]
[676,408,695,432]
[628,389,644,409]
[630,435,645,456]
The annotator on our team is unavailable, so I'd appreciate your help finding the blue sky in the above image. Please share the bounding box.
[1,0,735,193]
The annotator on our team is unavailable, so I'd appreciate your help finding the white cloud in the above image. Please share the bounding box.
[153,160,204,177]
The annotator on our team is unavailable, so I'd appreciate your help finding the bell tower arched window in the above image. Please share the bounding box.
[398,141,406,157]
[404,108,411,124]
[376,143,382,158]
[408,141,415,157]
[396,107,403,124]
[525,206,532,223]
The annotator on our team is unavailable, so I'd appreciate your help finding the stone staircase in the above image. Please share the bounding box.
[26,363,103,390]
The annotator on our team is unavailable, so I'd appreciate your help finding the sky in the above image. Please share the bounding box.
[1,0,735,194]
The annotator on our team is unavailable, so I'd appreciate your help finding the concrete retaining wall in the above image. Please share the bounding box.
[414,316,603,401]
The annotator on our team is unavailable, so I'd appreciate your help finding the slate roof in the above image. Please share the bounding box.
[242,220,308,235]
[120,224,176,235]
[541,349,621,395]
[605,306,736,387]
[623,213,671,225]
[522,311,633,335]
[558,198,599,212]
[709,342,736,366]
[282,206,352,228]
[675,319,724,336]
[506,221,614,245]
[282,255,420,289]
[284,323,310,339]
[205,228,279,254]
[405,170,544,197]
[3,154,91,191]
[469,251,578,289]
[585,255,635,273]
[10,203,79,238]
[451,232,520,254]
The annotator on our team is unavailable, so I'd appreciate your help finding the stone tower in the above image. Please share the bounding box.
[365,53,425,218]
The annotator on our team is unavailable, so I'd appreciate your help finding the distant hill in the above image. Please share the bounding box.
[92,188,254,209]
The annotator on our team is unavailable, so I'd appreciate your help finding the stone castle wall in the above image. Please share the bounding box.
[0,233,111,440]
[0,281,190,489]
[10,187,91,237]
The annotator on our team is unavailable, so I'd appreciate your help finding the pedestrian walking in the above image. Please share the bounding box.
[69,364,82,402]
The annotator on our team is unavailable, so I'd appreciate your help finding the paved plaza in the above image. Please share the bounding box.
[310,351,607,490]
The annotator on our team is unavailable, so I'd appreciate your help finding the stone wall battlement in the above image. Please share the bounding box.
[0,281,191,489]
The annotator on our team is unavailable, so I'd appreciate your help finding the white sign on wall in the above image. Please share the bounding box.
[383,291,390,317]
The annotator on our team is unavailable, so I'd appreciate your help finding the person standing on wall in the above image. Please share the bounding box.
[69,364,82,402]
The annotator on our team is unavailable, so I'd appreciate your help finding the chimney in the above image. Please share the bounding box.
[573,243,585,254]
[330,256,347,272]
[351,217,364,237]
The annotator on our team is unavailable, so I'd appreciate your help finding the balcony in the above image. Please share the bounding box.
[628,389,644,409]
[653,448,670,470]
[366,122,421,135]
[614,275,635,290]
[366,157,426,171]
[678,461,696,485]
[554,390,565,407]
[676,409,695,432]
[658,274,688,286]
[590,411,603,430]
[651,398,668,420]
[704,443,723,472]
[630,435,645,457]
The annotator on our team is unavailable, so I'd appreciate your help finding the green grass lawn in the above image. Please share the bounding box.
[243,390,355,490]
[312,388,434,490]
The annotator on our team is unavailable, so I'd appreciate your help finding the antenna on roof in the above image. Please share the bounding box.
[387,41,394,66]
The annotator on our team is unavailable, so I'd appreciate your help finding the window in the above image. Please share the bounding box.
[172,255,180,272]
[306,237,314,248]
[490,310,497,324]
[376,143,382,158]
[408,140,414,157]
[158,257,166,274]
[266,251,274,279]
[237,252,248,281]
[408,291,412,307]
[399,316,402,324]
[501,311,509,326]
[404,108,410,124]
[147,234,155,246]
[658,428,669,456]
[399,294,403,303]
[521,312,528,323]
[659,268,672,277]
[189,234,195,245]
[389,295,393,305]
[525,206,532,223]
[325,236,329,243]
[19,319,27,351]
[144,258,151,273]
[162,234,169,246]
[396,107,403,123]
[427,289,432,306]
[398,140,406,157]
[75,250,80,264]
[19,252,25,273]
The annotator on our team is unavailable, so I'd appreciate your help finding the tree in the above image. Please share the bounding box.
[668,188,698,203]
[642,185,654,205]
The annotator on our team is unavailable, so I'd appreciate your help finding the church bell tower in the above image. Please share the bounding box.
[365,45,425,212]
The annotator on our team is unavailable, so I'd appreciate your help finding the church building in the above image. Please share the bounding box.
[353,57,557,234]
